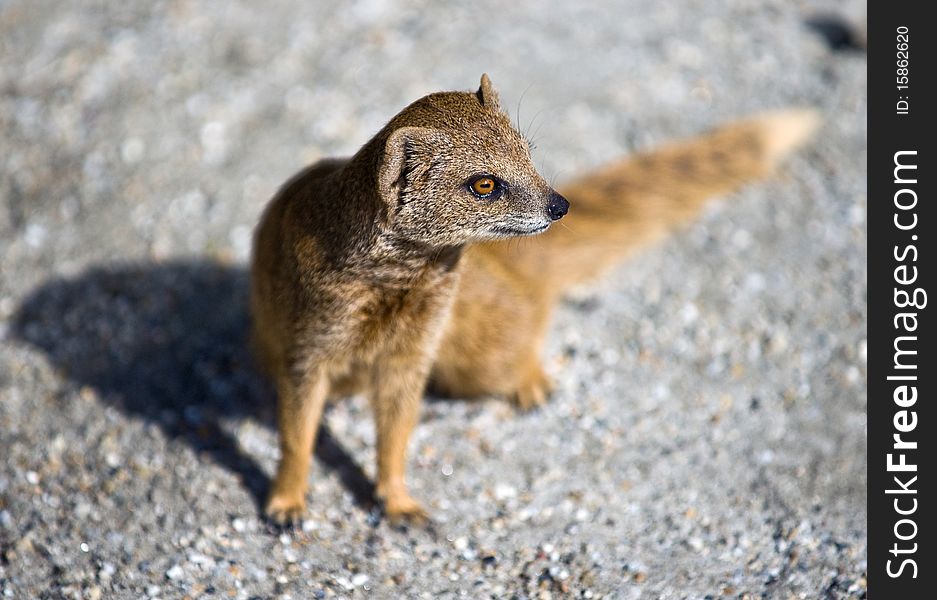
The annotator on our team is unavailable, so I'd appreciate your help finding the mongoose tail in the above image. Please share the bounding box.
[517,109,821,290]
[434,110,819,407]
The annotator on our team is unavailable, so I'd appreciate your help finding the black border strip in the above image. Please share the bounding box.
[868,2,933,596]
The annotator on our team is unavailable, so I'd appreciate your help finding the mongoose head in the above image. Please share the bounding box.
[376,74,568,247]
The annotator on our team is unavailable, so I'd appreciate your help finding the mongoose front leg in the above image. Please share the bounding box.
[266,370,329,525]
[370,359,430,524]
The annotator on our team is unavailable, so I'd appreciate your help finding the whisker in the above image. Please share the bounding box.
[550,168,570,186]
[516,82,534,135]
[558,220,575,233]
[527,106,553,143]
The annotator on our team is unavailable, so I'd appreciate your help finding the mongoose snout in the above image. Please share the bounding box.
[547,192,570,221]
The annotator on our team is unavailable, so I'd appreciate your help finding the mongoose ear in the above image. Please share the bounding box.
[378,126,448,206]
[476,73,501,111]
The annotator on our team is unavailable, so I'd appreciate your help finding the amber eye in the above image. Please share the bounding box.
[470,176,498,197]
[469,175,503,198]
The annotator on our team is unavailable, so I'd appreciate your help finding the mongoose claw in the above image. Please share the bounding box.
[381,494,430,527]
[264,493,306,527]
[512,368,554,410]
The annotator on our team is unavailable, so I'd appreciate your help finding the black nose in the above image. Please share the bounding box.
[547,192,569,221]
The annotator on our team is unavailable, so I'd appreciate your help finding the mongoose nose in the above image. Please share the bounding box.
[547,192,569,221]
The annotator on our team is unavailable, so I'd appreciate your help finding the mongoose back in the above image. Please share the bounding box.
[250,74,818,524]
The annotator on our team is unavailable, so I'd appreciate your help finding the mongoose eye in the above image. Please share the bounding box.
[468,175,501,198]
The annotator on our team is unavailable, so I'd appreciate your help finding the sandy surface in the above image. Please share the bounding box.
[1,0,866,597]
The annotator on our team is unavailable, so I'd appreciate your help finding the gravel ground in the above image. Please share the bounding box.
[1,1,866,598]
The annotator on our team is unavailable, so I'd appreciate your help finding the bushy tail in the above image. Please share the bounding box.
[507,109,820,291]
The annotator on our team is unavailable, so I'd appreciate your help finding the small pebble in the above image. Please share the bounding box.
[165,565,184,581]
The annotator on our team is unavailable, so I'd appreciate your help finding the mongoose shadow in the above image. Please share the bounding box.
[10,260,378,512]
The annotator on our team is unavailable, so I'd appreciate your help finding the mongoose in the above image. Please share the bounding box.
[250,74,818,524]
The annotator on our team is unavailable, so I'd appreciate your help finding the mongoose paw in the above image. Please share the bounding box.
[264,491,306,527]
[381,492,430,526]
[512,370,554,410]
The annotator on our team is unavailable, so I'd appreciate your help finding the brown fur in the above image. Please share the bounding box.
[250,74,818,523]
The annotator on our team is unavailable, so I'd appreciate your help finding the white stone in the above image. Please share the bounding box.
[165,564,184,580]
